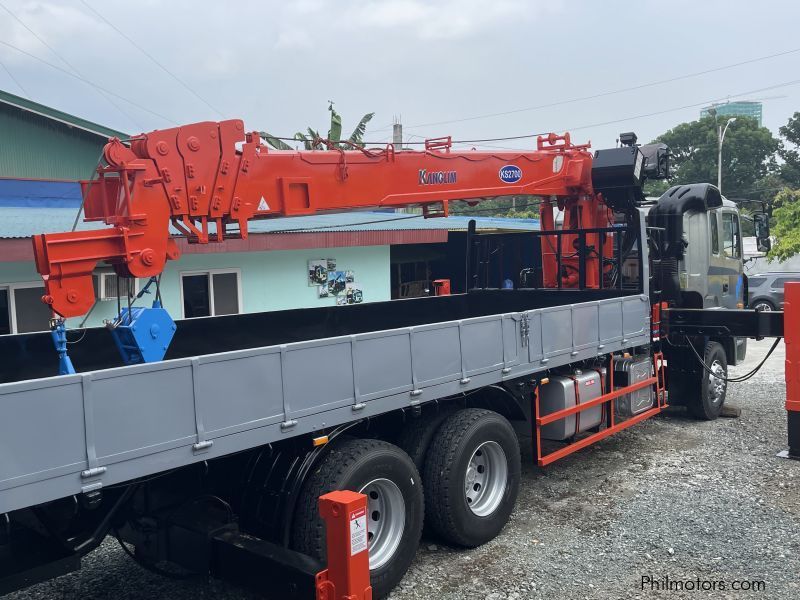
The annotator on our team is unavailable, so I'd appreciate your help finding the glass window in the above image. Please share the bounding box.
[721,213,741,259]
[747,277,766,288]
[772,277,800,289]
[13,286,50,333]
[212,272,239,316]
[0,289,10,335]
[182,271,240,318]
[709,214,719,255]
[182,274,211,318]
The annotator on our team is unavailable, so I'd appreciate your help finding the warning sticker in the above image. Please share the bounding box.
[257,196,270,211]
[350,507,368,556]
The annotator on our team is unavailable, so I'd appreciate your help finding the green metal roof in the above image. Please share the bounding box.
[0,88,128,140]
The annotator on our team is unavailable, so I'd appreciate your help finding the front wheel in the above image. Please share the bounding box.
[687,341,728,420]
[752,300,774,312]
[423,409,521,547]
[291,438,423,599]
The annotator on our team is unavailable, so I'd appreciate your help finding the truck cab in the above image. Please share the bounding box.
[683,198,748,365]
[648,185,747,366]
[682,198,744,310]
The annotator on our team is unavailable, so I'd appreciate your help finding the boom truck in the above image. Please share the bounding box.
[0,121,790,600]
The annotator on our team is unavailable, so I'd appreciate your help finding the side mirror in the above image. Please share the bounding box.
[754,213,771,252]
[640,143,670,180]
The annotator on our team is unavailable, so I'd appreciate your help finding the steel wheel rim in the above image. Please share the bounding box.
[707,359,727,406]
[464,441,508,517]
[359,478,405,570]
[754,302,772,312]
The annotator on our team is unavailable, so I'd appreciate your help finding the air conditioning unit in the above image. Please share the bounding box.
[98,273,139,301]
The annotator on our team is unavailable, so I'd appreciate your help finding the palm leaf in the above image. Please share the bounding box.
[307,127,324,150]
[328,104,343,146]
[347,112,375,145]
[293,132,312,151]
[259,131,293,150]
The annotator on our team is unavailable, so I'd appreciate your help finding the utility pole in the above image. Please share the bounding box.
[392,116,402,148]
[708,107,736,193]
[717,118,736,193]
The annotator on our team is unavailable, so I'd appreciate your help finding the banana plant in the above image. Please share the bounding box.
[261,102,375,151]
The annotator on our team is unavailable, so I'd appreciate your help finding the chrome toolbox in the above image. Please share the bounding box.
[539,369,604,441]
[613,355,654,417]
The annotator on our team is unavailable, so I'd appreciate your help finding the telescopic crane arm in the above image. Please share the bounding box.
[33,119,599,319]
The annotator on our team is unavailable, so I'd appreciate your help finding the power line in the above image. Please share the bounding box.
[446,79,800,151]
[266,79,800,151]
[723,184,792,197]
[563,79,800,134]
[269,77,800,151]
[271,212,424,233]
[0,55,30,98]
[383,46,800,131]
[78,0,225,119]
[0,1,144,131]
[268,131,551,147]
[270,199,547,233]
[0,39,178,125]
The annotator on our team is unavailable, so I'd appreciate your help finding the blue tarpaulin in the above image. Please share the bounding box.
[0,179,82,208]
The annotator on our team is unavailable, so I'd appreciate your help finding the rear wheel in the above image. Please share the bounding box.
[291,438,423,599]
[395,408,455,475]
[423,409,520,547]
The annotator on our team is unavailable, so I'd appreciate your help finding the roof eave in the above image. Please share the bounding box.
[0,89,128,140]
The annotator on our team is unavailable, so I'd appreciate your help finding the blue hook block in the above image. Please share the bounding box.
[110,305,177,365]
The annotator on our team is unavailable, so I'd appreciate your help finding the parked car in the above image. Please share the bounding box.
[747,272,800,310]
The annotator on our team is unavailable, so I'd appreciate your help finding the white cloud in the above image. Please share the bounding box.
[275,28,314,50]
[0,1,106,63]
[335,0,551,40]
[0,0,795,150]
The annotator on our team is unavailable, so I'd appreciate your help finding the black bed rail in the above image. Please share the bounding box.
[466,221,642,293]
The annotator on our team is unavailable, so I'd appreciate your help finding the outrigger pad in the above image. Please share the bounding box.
[110,305,177,365]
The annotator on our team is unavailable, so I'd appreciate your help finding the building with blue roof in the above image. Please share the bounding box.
[0,91,539,334]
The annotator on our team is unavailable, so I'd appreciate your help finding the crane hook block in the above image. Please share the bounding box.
[109,303,177,365]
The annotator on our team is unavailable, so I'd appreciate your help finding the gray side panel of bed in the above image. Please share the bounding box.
[0,294,650,513]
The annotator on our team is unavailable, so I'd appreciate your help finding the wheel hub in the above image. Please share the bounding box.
[464,441,508,517]
[359,478,405,570]
[707,359,727,406]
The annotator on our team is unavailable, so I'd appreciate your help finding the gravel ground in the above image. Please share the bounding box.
[6,340,798,600]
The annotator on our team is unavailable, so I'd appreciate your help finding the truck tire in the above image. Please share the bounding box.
[687,341,728,420]
[291,438,423,599]
[395,408,455,475]
[423,409,521,547]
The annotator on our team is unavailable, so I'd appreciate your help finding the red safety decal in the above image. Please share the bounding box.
[350,507,368,556]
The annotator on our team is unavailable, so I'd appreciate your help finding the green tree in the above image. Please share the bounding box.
[768,187,800,260]
[261,103,375,150]
[649,115,780,198]
[779,112,800,187]
[448,195,541,218]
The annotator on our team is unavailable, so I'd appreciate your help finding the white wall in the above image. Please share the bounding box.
[0,245,391,333]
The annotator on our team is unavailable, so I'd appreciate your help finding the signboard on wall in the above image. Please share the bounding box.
[308,258,363,305]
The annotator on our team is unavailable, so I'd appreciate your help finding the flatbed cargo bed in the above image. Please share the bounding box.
[0,289,650,514]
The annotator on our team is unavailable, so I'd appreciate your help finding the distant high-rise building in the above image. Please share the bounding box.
[701,101,762,126]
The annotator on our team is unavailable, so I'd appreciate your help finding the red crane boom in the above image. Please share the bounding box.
[32,119,606,318]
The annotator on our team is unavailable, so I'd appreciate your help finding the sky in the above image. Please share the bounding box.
[1,0,799,152]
